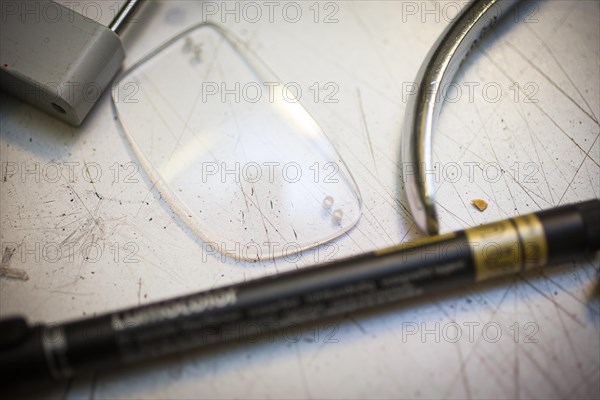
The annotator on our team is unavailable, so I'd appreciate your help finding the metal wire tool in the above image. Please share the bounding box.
[402,0,520,234]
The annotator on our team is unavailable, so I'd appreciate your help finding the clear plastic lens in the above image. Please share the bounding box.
[113,23,362,260]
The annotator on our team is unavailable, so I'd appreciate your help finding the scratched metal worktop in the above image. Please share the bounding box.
[1,1,599,398]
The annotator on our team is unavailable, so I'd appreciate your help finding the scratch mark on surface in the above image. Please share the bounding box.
[238,181,251,213]
[294,342,312,399]
[84,161,103,200]
[519,345,566,397]
[323,109,414,223]
[512,104,554,205]
[558,135,599,205]
[46,290,95,296]
[444,282,514,396]
[67,185,105,235]
[513,278,521,400]
[479,48,600,169]
[356,88,378,172]
[520,277,585,327]
[347,4,404,96]
[348,315,367,335]
[137,277,143,306]
[436,201,471,227]
[475,104,520,213]
[506,40,599,125]
[541,272,600,316]
[435,148,476,226]
[565,363,600,399]
[435,303,472,400]
[534,104,600,169]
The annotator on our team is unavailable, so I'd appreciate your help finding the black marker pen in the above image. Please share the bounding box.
[1,199,598,385]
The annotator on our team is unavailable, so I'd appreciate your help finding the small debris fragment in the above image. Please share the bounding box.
[0,246,28,281]
[184,37,193,51]
[0,267,29,281]
[471,199,488,212]
[193,44,203,61]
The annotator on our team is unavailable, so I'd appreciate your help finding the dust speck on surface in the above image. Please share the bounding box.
[470,199,488,212]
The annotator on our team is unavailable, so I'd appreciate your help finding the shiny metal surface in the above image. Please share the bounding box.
[402,0,521,235]
[110,0,144,34]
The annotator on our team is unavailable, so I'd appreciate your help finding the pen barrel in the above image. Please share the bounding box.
[536,199,599,264]
[1,200,598,385]
[64,233,473,373]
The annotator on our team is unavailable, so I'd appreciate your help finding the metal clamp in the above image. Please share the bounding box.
[402,0,520,235]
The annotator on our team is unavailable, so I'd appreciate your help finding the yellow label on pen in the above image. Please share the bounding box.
[512,214,548,270]
[466,214,547,281]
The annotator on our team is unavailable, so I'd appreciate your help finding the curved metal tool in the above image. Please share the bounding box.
[402,0,520,235]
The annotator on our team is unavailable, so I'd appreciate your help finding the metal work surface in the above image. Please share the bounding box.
[1,1,599,398]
